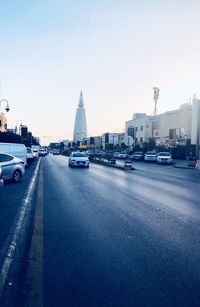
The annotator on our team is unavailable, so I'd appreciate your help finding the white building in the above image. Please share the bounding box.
[73,91,87,143]
[125,103,193,146]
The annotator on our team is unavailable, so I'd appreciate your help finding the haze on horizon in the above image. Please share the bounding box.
[0,0,200,144]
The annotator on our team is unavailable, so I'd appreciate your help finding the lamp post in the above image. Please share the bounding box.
[0,99,10,113]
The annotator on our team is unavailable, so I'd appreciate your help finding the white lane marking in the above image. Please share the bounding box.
[0,158,41,298]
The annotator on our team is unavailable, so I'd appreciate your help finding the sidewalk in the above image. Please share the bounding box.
[174,159,196,169]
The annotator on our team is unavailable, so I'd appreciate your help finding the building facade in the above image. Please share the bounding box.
[125,103,193,146]
[73,91,87,143]
[0,113,7,132]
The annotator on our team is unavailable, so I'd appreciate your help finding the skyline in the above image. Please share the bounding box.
[0,1,200,144]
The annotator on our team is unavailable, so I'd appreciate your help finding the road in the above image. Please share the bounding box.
[23,155,200,307]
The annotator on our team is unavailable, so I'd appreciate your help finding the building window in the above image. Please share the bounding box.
[140,125,143,131]
[135,127,138,132]
[140,137,143,142]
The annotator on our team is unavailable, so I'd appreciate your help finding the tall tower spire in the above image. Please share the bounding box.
[78,91,84,108]
[73,91,87,143]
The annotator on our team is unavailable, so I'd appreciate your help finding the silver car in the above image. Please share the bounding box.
[0,153,25,182]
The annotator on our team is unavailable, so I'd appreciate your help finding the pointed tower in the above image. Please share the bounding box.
[73,91,87,142]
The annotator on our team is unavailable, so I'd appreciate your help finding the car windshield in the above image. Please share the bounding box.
[134,152,143,154]
[72,153,87,157]
[146,152,155,155]
[159,152,170,156]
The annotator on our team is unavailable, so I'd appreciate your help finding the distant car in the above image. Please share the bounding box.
[0,153,25,182]
[157,152,173,164]
[69,152,90,168]
[26,147,34,167]
[118,152,128,159]
[132,151,144,161]
[51,148,60,155]
[144,151,157,162]
[39,148,48,156]
[0,166,2,180]
[113,152,120,158]
[31,145,40,158]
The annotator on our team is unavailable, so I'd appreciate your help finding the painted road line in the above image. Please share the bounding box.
[0,158,41,300]
[23,167,44,307]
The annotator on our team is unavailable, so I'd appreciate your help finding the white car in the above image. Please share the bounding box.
[26,147,34,167]
[118,152,128,159]
[0,153,25,182]
[157,152,173,164]
[144,151,157,162]
[69,152,90,168]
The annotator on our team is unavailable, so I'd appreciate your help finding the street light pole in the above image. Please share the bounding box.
[0,99,10,113]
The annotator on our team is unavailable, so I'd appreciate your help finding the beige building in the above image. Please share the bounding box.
[0,113,7,132]
[125,103,192,146]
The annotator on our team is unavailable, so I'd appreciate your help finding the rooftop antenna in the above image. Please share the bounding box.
[153,87,160,116]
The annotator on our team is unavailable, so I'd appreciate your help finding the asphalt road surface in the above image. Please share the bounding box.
[24,155,200,307]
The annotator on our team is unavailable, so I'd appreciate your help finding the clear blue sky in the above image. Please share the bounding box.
[0,0,200,144]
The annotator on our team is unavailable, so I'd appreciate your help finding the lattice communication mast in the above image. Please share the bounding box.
[153,87,160,116]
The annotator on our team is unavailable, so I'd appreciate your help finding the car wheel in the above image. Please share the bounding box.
[12,170,22,182]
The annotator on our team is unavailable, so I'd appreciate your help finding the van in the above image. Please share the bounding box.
[0,143,27,166]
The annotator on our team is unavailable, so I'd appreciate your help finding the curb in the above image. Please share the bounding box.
[0,158,41,305]
[174,165,195,170]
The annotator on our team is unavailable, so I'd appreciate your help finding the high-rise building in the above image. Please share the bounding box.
[73,91,87,143]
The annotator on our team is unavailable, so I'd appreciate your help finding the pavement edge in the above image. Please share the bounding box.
[0,158,41,305]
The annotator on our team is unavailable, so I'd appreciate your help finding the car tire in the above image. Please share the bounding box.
[12,170,22,183]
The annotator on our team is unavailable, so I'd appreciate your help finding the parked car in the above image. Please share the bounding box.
[0,142,27,166]
[132,151,144,161]
[144,151,157,162]
[113,152,120,158]
[0,153,25,182]
[0,166,2,180]
[68,152,90,168]
[157,152,173,164]
[31,145,40,158]
[118,152,128,159]
[26,147,34,167]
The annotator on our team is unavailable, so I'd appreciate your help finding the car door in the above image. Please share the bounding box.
[0,153,14,180]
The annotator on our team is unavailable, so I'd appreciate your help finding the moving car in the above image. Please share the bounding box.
[132,151,144,161]
[69,152,89,168]
[39,147,48,156]
[144,151,157,162]
[0,153,25,182]
[157,152,173,164]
